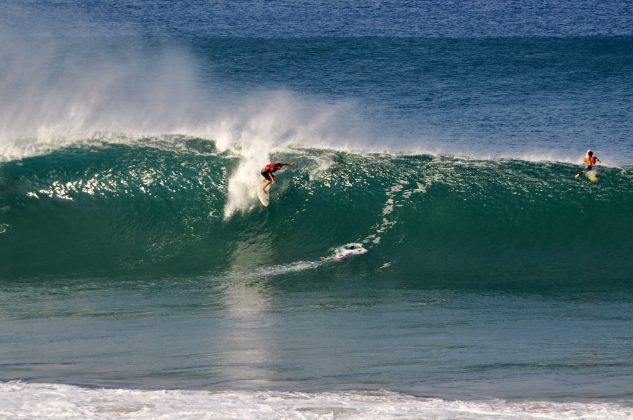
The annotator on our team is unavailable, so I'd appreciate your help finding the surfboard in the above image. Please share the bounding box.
[257,180,269,206]
[575,171,599,182]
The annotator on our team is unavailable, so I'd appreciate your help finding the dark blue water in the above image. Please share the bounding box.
[188,37,633,160]
[1,0,633,413]
[6,0,633,38]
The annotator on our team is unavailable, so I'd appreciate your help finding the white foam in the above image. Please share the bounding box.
[213,92,368,218]
[1,382,631,419]
[363,176,432,246]
[231,260,322,279]
[306,153,335,181]
[0,17,370,168]
[331,243,368,260]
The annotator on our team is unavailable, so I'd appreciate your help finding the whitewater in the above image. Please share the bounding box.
[3,382,633,419]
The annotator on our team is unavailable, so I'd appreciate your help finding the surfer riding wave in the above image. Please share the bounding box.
[575,150,600,179]
[261,162,295,193]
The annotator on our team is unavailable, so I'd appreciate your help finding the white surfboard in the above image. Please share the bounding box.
[257,180,269,206]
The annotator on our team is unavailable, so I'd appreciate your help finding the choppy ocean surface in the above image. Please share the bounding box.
[2,0,633,418]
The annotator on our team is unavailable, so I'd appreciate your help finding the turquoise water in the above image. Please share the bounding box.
[2,145,633,285]
[2,1,633,415]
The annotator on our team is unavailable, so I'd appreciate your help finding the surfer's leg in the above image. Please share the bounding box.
[262,180,272,192]
[261,171,272,191]
[575,168,589,179]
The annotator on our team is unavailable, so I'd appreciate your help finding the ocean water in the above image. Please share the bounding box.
[2,1,633,418]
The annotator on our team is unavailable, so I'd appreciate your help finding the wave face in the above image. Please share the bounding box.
[1,141,632,289]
